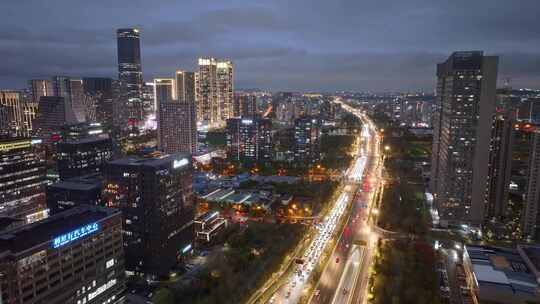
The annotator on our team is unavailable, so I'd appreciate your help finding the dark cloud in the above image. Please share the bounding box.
[0,0,539,91]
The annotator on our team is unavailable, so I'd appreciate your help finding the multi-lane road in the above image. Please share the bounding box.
[258,99,382,304]
[312,103,382,304]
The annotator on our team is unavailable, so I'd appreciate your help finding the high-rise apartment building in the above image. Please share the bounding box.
[117,28,143,124]
[233,94,257,118]
[430,51,498,225]
[196,58,233,128]
[0,205,125,304]
[156,72,197,155]
[523,131,540,240]
[29,79,53,103]
[226,116,272,163]
[217,60,234,122]
[294,116,322,163]
[0,138,48,228]
[103,154,194,278]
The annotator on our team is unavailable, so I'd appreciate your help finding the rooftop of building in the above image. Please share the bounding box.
[60,134,111,145]
[48,174,103,192]
[201,188,272,207]
[108,153,191,169]
[0,205,119,255]
[465,245,539,297]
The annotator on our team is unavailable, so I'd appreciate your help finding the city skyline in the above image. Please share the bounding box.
[1,0,539,92]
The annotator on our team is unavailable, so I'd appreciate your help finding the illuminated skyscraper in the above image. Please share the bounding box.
[0,90,23,137]
[116,28,143,124]
[217,60,234,122]
[153,78,175,106]
[83,77,114,127]
[226,116,272,163]
[294,116,322,163]
[430,51,498,226]
[156,73,197,155]
[0,138,47,228]
[29,79,53,103]
[196,58,234,128]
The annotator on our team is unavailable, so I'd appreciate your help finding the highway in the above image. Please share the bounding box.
[311,102,381,304]
[259,99,381,304]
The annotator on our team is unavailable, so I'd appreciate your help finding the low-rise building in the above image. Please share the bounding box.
[194,211,227,244]
[463,245,540,304]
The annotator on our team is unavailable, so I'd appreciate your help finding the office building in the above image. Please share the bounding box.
[29,79,53,103]
[157,72,197,155]
[46,174,103,214]
[0,90,24,137]
[196,58,234,128]
[83,77,114,127]
[153,78,175,105]
[70,78,87,122]
[226,117,272,163]
[430,51,498,225]
[103,154,194,278]
[233,94,257,118]
[0,138,47,228]
[57,135,113,180]
[117,28,143,124]
[34,96,67,141]
[294,116,322,163]
[0,205,125,304]
[21,102,38,138]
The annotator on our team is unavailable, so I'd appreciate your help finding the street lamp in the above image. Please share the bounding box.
[384,145,390,152]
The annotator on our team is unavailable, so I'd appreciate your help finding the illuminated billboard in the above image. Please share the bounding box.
[52,222,99,248]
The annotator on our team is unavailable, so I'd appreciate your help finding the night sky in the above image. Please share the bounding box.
[1,0,539,91]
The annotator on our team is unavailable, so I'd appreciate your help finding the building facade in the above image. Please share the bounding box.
[29,79,53,103]
[117,28,143,124]
[196,58,233,128]
[294,116,322,163]
[430,51,498,225]
[83,77,114,127]
[233,94,257,118]
[0,205,125,304]
[226,117,272,164]
[56,135,113,180]
[0,138,48,227]
[103,154,194,278]
[47,174,104,214]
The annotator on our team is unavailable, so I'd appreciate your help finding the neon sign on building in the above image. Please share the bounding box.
[52,222,99,248]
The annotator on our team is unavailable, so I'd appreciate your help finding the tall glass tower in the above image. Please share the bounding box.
[116,28,143,123]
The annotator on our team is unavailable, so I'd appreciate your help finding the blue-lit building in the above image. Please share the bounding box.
[0,205,125,304]
[103,153,194,279]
